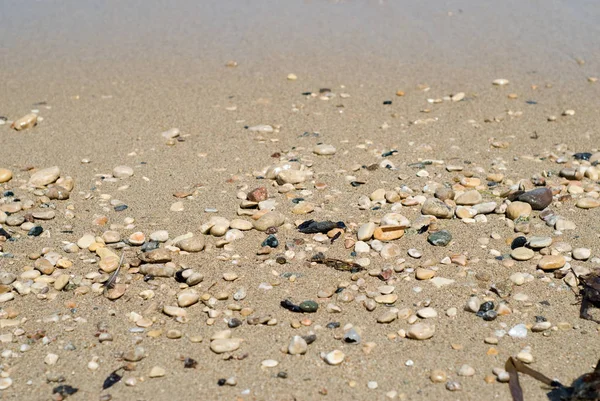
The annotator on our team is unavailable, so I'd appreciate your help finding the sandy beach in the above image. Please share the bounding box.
[1,1,600,400]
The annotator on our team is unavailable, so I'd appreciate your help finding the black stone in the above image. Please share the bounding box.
[302,334,317,344]
[476,301,495,318]
[114,204,128,212]
[574,152,592,161]
[262,235,279,248]
[53,385,79,397]
[482,310,498,321]
[217,378,226,386]
[228,318,243,328]
[291,197,304,204]
[383,100,392,105]
[102,368,123,390]
[381,150,398,157]
[3,191,14,197]
[28,226,43,237]
[183,357,197,369]
[0,227,11,239]
[511,236,527,249]
[535,315,547,322]
[350,181,365,187]
[326,322,340,329]
[175,269,187,283]
[298,220,345,234]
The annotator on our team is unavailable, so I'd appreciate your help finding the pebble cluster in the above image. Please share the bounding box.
[1,75,599,400]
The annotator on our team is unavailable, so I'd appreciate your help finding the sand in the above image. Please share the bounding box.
[1,1,599,400]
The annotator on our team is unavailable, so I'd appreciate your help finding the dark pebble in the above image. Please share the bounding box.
[299,300,319,313]
[535,315,547,322]
[326,322,340,329]
[28,226,43,237]
[277,371,288,379]
[217,378,226,386]
[276,256,287,264]
[427,230,452,246]
[517,187,552,210]
[2,191,14,197]
[298,220,342,234]
[141,241,159,252]
[0,227,12,239]
[114,204,128,212]
[482,310,498,321]
[573,152,592,161]
[291,197,304,204]
[228,318,243,328]
[183,357,197,369]
[477,301,495,315]
[174,269,188,283]
[53,385,79,396]
[350,181,365,187]
[511,236,527,249]
[381,150,398,157]
[302,334,317,344]
[262,235,279,248]
[383,100,392,105]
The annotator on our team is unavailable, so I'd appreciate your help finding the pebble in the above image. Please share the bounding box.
[421,198,453,218]
[0,378,13,390]
[210,338,242,353]
[528,236,552,249]
[45,353,59,365]
[518,188,553,210]
[177,291,200,307]
[430,370,447,383]
[313,144,337,155]
[288,336,308,355]
[455,190,482,205]
[493,78,509,85]
[177,236,205,252]
[511,247,534,261]
[150,230,169,242]
[253,212,285,231]
[428,230,452,246]
[29,166,60,187]
[113,165,134,178]
[508,324,528,338]
[261,359,279,368]
[576,198,600,209]
[323,350,345,365]
[417,307,438,319]
[0,169,12,183]
[537,255,566,271]
[506,201,532,220]
[407,323,435,340]
[357,222,376,241]
[373,226,404,241]
[572,247,591,260]
[11,113,37,130]
[457,364,475,377]
[149,366,166,378]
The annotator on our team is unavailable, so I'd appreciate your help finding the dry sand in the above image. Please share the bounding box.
[1,1,600,400]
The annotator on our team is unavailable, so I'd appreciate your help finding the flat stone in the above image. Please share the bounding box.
[292,202,315,214]
[29,166,60,187]
[177,291,200,307]
[210,338,241,353]
[377,311,397,323]
[149,366,166,378]
[407,323,435,340]
[230,219,253,230]
[313,144,337,155]
[177,236,205,252]
[163,305,187,317]
[458,364,475,377]
[538,255,566,271]
[113,165,134,178]
[518,188,553,210]
[253,212,285,231]
[140,264,175,277]
[511,247,534,261]
[421,198,453,219]
[161,128,180,139]
[417,307,438,319]
[455,190,482,205]
[528,236,552,248]
[380,243,401,259]
[506,201,532,220]
[276,169,311,185]
[416,268,435,280]
[572,248,591,260]
[576,198,600,209]
[373,226,404,241]
[375,294,398,304]
[473,202,497,214]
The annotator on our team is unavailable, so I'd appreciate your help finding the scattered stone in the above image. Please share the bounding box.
[407,323,435,340]
[29,166,60,187]
[428,230,452,246]
[323,350,345,365]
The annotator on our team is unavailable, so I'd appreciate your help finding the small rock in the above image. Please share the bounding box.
[177,236,205,252]
[572,248,591,260]
[253,212,285,231]
[210,338,242,353]
[506,201,532,220]
[149,366,166,378]
[421,198,453,219]
[113,166,134,179]
[407,323,435,340]
[537,255,566,271]
[0,169,13,183]
[323,350,345,365]
[518,188,552,210]
[576,198,600,209]
[428,230,452,246]
[29,166,60,187]
[288,336,308,355]
[511,247,534,261]
[11,113,37,130]
[457,365,475,377]
[313,144,336,155]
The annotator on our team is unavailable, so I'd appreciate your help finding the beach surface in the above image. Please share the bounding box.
[1,1,599,400]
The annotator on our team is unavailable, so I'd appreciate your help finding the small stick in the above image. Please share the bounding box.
[104,253,125,290]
